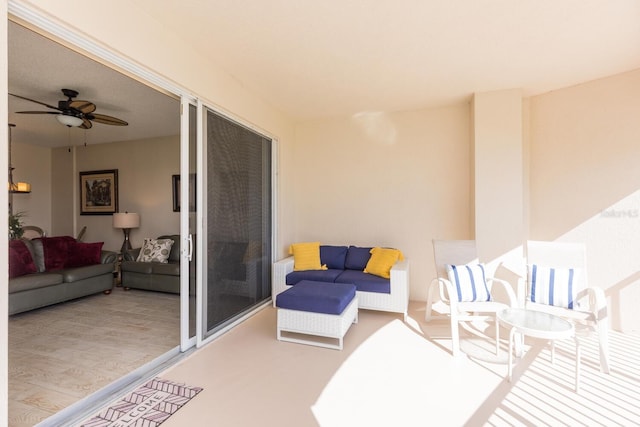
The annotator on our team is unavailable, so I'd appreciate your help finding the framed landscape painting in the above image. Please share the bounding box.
[80,169,119,215]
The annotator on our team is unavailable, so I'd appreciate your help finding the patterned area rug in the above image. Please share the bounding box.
[81,378,203,426]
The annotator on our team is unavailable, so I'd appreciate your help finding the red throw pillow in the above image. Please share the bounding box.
[8,240,37,278]
[65,241,104,268]
[36,236,76,271]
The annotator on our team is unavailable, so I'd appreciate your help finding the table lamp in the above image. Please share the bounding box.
[113,212,140,253]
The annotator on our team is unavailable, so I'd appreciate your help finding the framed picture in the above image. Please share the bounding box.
[172,174,196,212]
[79,169,119,215]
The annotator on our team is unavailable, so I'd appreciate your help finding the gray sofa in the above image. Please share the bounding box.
[9,237,117,315]
[121,234,183,294]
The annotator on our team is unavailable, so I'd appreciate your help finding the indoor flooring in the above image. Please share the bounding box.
[8,287,180,427]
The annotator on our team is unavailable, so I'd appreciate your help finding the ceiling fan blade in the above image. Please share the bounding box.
[80,118,93,129]
[68,100,96,114]
[10,93,62,111]
[15,111,59,115]
[90,113,128,126]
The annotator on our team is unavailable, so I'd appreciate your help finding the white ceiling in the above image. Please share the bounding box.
[134,0,640,120]
[8,1,640,146]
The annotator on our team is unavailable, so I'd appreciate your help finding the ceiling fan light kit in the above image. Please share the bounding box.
[56,114,84,127]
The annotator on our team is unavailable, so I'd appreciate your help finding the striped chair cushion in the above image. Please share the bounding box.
[528,264,580,309]
[446,264,491,302]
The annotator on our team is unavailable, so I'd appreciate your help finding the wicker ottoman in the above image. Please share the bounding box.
[276,280,358,350]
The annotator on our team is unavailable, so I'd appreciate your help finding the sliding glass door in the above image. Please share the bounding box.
[199,107,273,339]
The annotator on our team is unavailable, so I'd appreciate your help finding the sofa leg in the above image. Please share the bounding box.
[103,289,112,295]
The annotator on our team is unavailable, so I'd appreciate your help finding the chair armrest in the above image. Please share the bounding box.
[272,256,295,306]
[101,250,118,264]
[123,248,141,262]
[487,277,518,307]
[581,286,608,321]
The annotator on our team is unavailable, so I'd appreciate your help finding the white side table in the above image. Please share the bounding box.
[497,308,581,392]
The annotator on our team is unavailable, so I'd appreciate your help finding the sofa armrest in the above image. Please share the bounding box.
[101,250,118,264]
[390,258,410,312]
[272,256,295,307]
[123,248,141,262]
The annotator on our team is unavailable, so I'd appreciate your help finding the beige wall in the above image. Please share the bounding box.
[294,105,472,301]
[74,136,181,252]
[10,141,51,233]
[529,69,640,333]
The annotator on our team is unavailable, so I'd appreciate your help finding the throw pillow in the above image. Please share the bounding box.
[528,264,580,309]
[446,263,491,302]
[288,241,327,271]
[37,236,76,271]
[320,245,348,270]
[364,247,404,279]
[66,241,104,268]
[137,238,175,263]
[8,240,37,278]
[344,246,373,270]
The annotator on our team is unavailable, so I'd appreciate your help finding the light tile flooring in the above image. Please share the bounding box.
[127,301,639,426]
[8,287,180,427]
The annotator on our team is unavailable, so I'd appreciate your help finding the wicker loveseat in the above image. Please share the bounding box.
[273,244,410,319]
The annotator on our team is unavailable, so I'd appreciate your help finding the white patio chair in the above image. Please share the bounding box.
[426,240,517,357]
[523,240,610,373]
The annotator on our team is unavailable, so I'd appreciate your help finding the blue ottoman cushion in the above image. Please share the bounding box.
[276,280,356,315]
[286,269,343,285]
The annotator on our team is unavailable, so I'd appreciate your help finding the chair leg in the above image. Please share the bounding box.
[597,320,611,374]
[425,281,436,321]
[451,311,460,356]
[495,314,500,355]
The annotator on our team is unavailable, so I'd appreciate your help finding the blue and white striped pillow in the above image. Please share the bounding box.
[446,264,491,302]
[528,264,580,309]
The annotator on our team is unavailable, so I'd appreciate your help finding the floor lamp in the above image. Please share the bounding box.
[113,212,140,254]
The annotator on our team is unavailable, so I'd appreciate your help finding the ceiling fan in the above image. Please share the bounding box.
[9,88,128,129]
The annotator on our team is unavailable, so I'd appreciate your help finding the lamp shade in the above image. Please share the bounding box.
[113,212,140,229]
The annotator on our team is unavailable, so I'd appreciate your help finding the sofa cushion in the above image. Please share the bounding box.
[276,280,356,315]
[320,245,348,270]
[336,270,391,294]
[9,272,64,293]
[121,261,153,274]
[286,269,343,286]
[66,241,104,268]
[364,247,404,279]
[151,262,180,276]
[37,236,76,271]
[137,238,174,263]
[289,241,326,271]
[8,240,37,278]
[61,263,114,283]
[344,246,373,271]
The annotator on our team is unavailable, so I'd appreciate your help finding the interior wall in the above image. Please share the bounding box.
[50,145,74,236]
[9,141,51,233]
[529,68,640,333]
[294,104,472,301]
[70,136,180,252]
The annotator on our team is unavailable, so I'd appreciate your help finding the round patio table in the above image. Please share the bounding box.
[497,308,580,392]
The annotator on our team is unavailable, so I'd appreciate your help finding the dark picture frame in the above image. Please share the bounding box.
[172,174,196,212]
[79,169,119,215]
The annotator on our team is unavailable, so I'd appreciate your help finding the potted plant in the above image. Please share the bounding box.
[9,211,25,240]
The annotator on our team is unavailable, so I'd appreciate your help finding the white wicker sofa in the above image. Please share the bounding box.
[273,245,410,319]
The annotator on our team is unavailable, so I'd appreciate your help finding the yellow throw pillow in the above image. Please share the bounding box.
[364,247,404,279]
[289,241,327,271]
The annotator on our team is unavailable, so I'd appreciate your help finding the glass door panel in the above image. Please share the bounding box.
[203,108,272,337]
